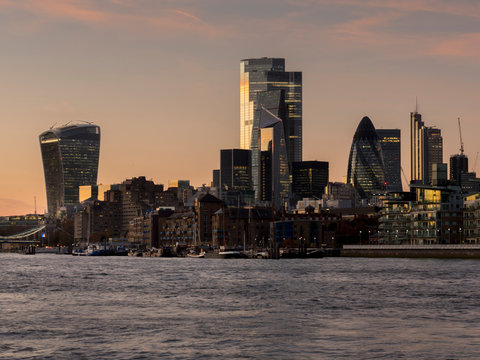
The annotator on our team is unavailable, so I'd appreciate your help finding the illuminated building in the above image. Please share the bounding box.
[376,129,402,192]
[240,57,302,168]
[39,123,100,216]
[410,109,443,185]
[347,116,386,199]
[219,149,253,206]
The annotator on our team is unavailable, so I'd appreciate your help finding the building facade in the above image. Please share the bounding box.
[240,57,302,168]
[292,161,329,201]
[39,123,101,216]
[376,129,402,192]
[347,116,386,199]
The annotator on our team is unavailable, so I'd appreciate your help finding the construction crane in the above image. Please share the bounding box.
[458,117,464,155]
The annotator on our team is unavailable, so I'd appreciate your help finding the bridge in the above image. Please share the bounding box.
[0,225,46,244]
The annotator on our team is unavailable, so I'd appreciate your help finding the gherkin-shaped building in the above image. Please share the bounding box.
[347,116,386,199]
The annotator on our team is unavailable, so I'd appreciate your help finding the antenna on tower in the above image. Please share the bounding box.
[458,117,464,155]
[415,96,418,113]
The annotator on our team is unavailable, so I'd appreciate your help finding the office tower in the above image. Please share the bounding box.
[292,161,329,200]
[347,116,386,199]
[240,57,302,168]
[212,170,220,189]
[422,127,443,185]
[220,149,251,192]
[258,107,290,209]
[450,154,468,186]
[39,123,101,216]
[250,90,285,200]
[376,129,402,192]
[410,111,424,183]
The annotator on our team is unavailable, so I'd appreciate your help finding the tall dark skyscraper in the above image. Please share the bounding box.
[450,154,468,185]
[220,149,251,194]
[376,129,402,192]
[240,57,302,168]
[292,161,329,200]
[40,123,101,216]
[347,117,386,199]
[422,127,443,185]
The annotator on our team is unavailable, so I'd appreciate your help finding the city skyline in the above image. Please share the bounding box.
[1,0,479,215]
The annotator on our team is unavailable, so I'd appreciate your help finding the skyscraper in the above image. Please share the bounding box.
[376,129,402,192]
[410,108,443,185]
[347,117,386,199]
[410,111,424,183]
[450,154,468,186]
[40,123,101,216]
[422,127,443,185]
[258,107,290,209]
[240,57,302,167]
[292,161,329,200]
[220,149,251,199]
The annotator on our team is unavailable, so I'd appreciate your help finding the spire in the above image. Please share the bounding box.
[415,96,418,113]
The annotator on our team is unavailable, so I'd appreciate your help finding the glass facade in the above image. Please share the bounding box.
[258,108,290,210]
[376,129,402,192]
[40,124,101,216]
[240,57,302,169]
[292,161,329,200]
[347,117,386,199]
[220,149,251,192]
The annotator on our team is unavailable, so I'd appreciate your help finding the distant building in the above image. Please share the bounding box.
[39,123,100,216]
[450,154,468,186]
[410,109,443,185]
[422,127,443,185]
[240,57,302,167]
[258,107,290,209]
[347,117,386,199]
[220,149,251,205]
[376,129,402,192]
[292,161,329,201]
[79,184,111,202]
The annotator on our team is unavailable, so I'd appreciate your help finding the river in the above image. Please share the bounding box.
[1,254,479,359]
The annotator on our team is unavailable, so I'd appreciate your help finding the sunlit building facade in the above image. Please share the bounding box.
[347,116,386,199]
[240,57,302,168]
[40,123,101,216]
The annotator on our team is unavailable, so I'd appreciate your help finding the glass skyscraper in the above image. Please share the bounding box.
[258,107,290,209]
[376,129,402,192]
[39,123,101,216]
[240,57,302,168]
[347,117,386,199]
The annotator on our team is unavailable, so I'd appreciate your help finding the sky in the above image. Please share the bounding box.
[1,0,480,216]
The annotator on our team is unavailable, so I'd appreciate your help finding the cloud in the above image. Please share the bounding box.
[2,0,218,37]
[430,33,480,59]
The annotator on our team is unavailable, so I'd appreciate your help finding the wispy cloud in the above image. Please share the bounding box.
[2,0,218,37]
[430,33,480,59]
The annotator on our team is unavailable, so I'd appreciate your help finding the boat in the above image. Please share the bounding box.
[187,251,205,258]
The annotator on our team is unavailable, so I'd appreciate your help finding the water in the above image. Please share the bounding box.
[1,254,479,359]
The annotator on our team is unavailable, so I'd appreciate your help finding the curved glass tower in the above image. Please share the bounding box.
[347,117,386,199]
[39,123,101,216]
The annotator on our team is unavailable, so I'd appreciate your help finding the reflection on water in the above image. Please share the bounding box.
[1,254,480,359]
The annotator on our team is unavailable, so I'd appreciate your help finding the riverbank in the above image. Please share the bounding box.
[341,244,480,259]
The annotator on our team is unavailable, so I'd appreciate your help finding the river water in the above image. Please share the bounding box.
[0,254,479,359]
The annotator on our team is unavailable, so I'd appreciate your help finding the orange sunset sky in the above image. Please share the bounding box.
[1,0,480,215]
